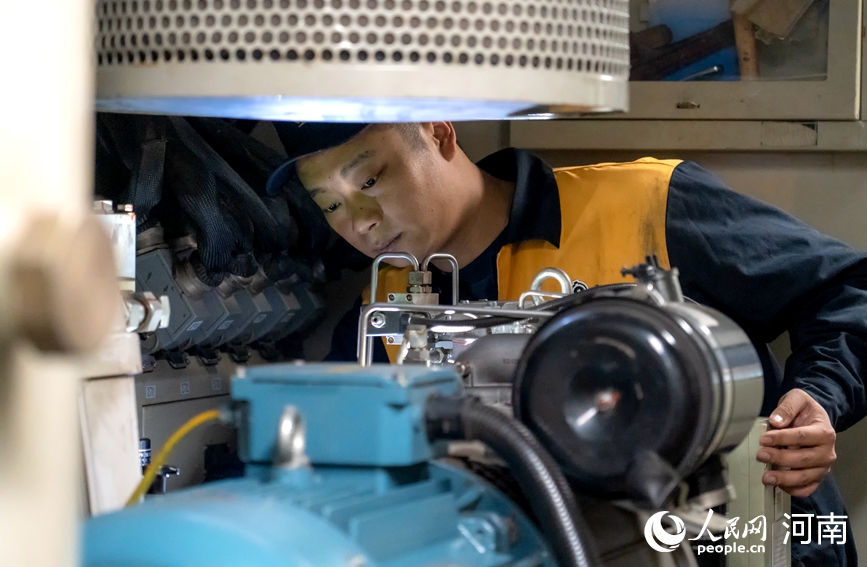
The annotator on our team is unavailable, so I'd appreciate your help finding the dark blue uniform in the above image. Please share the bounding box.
[328,149,866,566]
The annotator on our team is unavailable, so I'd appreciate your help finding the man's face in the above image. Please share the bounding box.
[296,124,456,264]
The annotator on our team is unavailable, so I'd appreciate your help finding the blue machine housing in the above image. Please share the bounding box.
[83,363,556,567]
[232,363,460,466]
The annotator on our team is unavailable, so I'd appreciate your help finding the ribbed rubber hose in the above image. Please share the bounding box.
[168,116,288,251]
[97,114,167,232]
[127,118,167,232]
[426,396,600,567]
[164,145,232,281]
[187,117,286,188]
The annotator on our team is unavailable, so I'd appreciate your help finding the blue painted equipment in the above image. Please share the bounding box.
[83,363,555,567]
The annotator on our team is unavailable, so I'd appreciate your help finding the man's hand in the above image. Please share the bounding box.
[756,388,836,498]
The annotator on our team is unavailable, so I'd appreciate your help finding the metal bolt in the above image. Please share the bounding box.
[387,336,395,344]
[406,294,413,302]
[370,312,386,329]
[275,405,307,469]
[388,293,395,301]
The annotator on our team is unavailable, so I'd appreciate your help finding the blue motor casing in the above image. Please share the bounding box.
[84,462,554,567]
[83,363,556,567]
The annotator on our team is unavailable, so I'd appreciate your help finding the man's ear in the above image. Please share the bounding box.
[427,122,458,161]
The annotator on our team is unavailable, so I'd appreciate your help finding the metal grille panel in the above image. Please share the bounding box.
[94,0,630,120]
[97,0,629,74]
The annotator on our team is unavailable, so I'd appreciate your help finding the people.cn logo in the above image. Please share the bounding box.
[644,511,687,553]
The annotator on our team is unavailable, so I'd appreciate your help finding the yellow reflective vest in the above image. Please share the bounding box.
[366,157,682,362]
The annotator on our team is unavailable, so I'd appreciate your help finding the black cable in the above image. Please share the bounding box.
[426,395,600,567]
[532,283,635,312]
[407,315,536,329]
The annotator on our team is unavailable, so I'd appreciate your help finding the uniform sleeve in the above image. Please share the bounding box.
[666,161,867,431]
[324,296,389,363]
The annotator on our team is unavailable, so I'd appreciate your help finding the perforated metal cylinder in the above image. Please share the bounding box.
[95,0,629,121]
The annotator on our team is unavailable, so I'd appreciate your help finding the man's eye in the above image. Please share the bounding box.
[323,203,341,213]
[363,177,377,189]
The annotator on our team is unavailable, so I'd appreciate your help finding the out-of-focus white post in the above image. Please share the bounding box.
[0,1,116,565]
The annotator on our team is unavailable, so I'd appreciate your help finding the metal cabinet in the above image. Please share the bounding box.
[617,0,860,121]
[512,0,867,152]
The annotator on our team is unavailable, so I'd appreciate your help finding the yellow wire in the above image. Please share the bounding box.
[126,409,221,507]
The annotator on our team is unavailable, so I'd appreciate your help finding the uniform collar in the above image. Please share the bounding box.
[476,148,561,249]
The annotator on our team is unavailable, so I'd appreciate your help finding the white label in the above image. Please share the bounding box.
[180,381,191,395]
[186,320,203,332]
[252,314,268,324]
[145,385,157,399]
[212,378,222,391]
[218,319,234,330]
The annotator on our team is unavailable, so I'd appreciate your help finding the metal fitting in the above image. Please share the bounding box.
[275,405,308,469]
[408,271,433,286]
[370,312,387,329]
[175,257,213,301]
[139,292,171,332]
[122,291,170,333]
[247,267,271,296]
[136,226,167,255]
[217,272,255,298]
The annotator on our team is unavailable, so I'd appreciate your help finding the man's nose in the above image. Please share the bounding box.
[348,193,382,235]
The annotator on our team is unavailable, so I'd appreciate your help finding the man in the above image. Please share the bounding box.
[267,121,865,566]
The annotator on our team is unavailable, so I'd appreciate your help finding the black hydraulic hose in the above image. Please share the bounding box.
[187,117,286,190]
[97,114,167,231]
[532,283,635,312]
[408,315,535,329]
[127,118,167,231]
[165,144,232,280]
[168,116,289,251]
[426,395,600,567]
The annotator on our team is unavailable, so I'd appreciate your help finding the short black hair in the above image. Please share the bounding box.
[382,123,428,152]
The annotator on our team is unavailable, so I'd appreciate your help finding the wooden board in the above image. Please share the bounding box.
[79,376,142,516]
